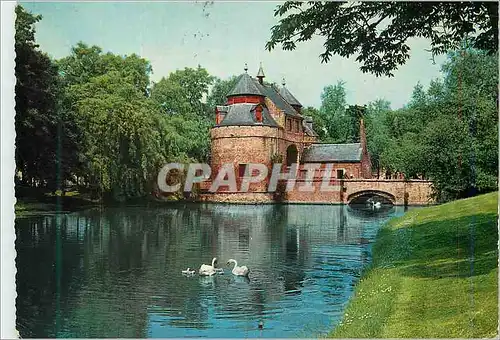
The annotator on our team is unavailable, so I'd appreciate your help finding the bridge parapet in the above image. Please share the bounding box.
[343,179,434,205]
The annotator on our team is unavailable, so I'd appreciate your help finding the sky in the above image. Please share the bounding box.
[22,1,448,109]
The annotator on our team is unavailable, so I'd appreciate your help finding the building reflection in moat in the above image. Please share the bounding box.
[15,203,406,338]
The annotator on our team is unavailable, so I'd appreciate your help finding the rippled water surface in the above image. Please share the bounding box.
[16,204,408,338]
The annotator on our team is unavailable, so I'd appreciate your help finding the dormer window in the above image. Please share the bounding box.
[255,105,263,123]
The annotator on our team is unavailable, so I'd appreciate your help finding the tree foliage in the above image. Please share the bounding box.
[14,5,74,190]
[14,5,221,201]
[309,48,497,201]
[206,76,239,108]
[378,49,498,201]
[266,2,498,76]
[15,4,497,203]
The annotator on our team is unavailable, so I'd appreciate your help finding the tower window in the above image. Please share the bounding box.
[255,106,263,122]
[239,164,247,177]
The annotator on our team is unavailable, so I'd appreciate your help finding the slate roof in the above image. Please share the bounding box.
[227,73,264,97]
[279,86,302,107]
[217,103,278,127]
[302,143,362,163]
[224,71,302,121]
[254,80,301,117]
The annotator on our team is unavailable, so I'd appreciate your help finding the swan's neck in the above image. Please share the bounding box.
[231,260,238,268]
[211,258,216,267]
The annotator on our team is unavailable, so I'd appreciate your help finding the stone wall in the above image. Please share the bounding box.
[211,125,278,191]
[264,97,285,127]
[343,179,434,205]
[199,192,275,204]
[296,163,363,179]
[210,120,314,192]
[198,178,434,205]
[285,179,343,203]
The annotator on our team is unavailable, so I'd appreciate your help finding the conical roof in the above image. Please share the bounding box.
[227,73,264,97]
[279,85,302,107]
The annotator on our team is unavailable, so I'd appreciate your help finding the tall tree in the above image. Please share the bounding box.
[364,99,391,177]
[149,67,215,162]
[266,2,498,76]
[379,48,498,200]
[68,71,165,200]
[301,106,327,140]
[151,66,214,115]
[15,5,77,191]
[318,81,349,143]
[57,42,152,93]
[206,75,239,108]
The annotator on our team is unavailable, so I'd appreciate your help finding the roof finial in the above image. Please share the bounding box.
[282,77,286,87]
[244,63,248,73]
[257,62,265,84]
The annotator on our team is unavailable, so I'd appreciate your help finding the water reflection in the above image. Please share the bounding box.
[16,204,408,338]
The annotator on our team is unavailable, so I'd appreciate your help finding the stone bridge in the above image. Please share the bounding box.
[197,178,434,205]
[341,179,434,205]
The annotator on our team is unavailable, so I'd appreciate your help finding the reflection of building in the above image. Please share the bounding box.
[16,204,398,338]
[203,64,371,200]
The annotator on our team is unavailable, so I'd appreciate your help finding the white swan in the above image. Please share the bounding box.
[182,268,195,275]
[227,259,249,276]
[374,201,381,209]
[199,257,217,276]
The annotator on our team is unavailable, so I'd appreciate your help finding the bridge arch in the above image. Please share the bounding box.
[347,190,396,205]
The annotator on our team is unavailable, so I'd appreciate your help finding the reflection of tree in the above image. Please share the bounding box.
[338,204,346,242]
[16,203,405,338]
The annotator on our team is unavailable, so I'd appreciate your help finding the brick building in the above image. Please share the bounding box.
[208,64,372,195]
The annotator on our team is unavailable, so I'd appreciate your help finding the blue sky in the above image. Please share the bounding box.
[22,1,447,109]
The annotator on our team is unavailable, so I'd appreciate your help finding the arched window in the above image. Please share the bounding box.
[286,144,298,166]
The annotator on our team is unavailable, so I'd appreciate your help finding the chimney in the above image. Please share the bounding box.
[360,118,367,152]
[359,117,372,178]
[304,116,314,131]
[257,62,265,85]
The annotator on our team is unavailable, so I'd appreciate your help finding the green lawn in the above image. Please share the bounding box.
[330,192,498,338]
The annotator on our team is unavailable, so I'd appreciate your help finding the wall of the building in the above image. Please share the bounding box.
[226,95,262,105]
[360,147,372,179]
[298,163,362,179]
[210,125,278,192]
[198,179,434,205]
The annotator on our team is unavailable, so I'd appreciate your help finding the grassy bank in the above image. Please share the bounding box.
[330,192,498,338]
[15,190,177,217]
[15,191,101,217]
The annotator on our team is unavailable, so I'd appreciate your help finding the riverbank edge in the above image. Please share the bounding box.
[14,197,436,218]
[328,191,499,338]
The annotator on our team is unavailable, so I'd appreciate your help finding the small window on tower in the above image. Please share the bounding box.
[287,119,292,131]
[295,120,300,132]
[255,106,263,122]
[239,164,247,177]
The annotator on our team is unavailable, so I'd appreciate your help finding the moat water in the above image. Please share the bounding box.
[15,203,409,338]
